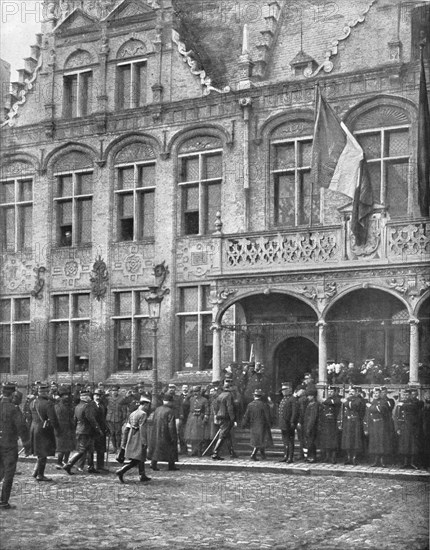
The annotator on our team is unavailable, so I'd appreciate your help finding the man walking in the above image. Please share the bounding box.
[29,382,59,481]
[211,378,238,460]
[116,395,151,483]
[54,385,75,470]
[0,382,30,509]
[241,389,273,460]
[93,388,109,472]
[148,394,179,471]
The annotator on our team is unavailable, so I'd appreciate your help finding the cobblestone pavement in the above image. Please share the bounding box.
[1,462,428,550]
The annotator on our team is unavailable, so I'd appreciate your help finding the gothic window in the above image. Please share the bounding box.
[0,175,33,252]
[271,131,318,227]
[178,138,223,236]
[111,291,153,372]
[51,293,90,374]
[115,158,155,241]
[116,60,147,110]
[0,297,30,374]
[353,108,411,219]
[54,167,93,246]
[177,285,212,371]
[63,69,93,118]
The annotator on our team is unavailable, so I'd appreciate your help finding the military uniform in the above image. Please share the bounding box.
[318,390,341,463]
[54,388,76,468]
[147,395,178,471]
[241,390,273,460]
[340,392,366,465]
[211,382,237,460]
[363,390,393,467]
[394,391,422,468]
[184,390,209,456]
[278,388,298,463]
[93,389,108,471]
[303,391,319,462]
[0,383,30,509]
[106,387,125,453]
[30,385,59,481]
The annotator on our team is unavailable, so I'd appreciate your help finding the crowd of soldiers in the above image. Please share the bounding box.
[0,373,429,510]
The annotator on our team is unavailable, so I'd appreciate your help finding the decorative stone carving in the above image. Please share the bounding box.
[117,39,147,59]
[210,288,237,306]
[90,256,108,301]
[388,223,430,258]
[298,282,337,304]
[31,266,46,300]
[387,275,430,300]
[176,239,221,280]
[114,143,155,164]
[178,136,222,154]
[1,257,33,291]
[53,151,93,173]
[350,217,381,257]
[125,254,142,274]
[111,243,154,284]
[52,249,91,289]
[226,231,339,268]
[64,50,93,70]
[171,29,231,96]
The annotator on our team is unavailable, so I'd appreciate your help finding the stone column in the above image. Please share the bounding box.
[211,323,222,382]
[409,318,420,386]
[317,321,328,385]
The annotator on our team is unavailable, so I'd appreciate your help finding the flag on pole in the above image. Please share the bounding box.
[311,87,373,245]
[418,46,430,218]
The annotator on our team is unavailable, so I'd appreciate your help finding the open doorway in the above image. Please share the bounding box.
[274,336,318,392]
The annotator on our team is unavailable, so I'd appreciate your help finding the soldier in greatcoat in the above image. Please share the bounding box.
[116,395,151,482]
[106,385,125,454]
[363,387,393,467]
[29,382,59,481]
[211,378,238,460]
[278,383,298,463]
[394,389,422,469]
[0,382,30,509]
[303,389,319,462]
[148,394,179,471]
[295,385,308,461]
[184,386,209,456]
[241,389,273,460]
[54,386,75,469]
[340,386,366,465]
[318,386,341,464]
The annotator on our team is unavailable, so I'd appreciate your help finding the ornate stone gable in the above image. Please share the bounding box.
[54,8,100,35]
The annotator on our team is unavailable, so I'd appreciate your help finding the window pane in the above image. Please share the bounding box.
[75,321,89,355]
[20,205,32,250]
[386,129,409,157]
[116,292,132,316]
[202,315,213,370]
[0,300,11,322]
[119,193,134,219]
[181,157,199,182]
[299,171,319,225]
[274,174,295,226]
[3,207,15,251]
[204,182,221,233]
[74,294,90,318]
[80,72,92,117]
[138,164,156,188]
[59,200,72,224]
[76,172,93,195]
[118,167,135,190]
[201,286,211,311]
[135,291,147,315]
[367,163,382,203]
[118,65,131,110]
[58,175,73,198]
[64,75,78,118]
[356,133,381,159]
[139,191,154,239]
[180,316,198,369]
[55,322,69,355]
[117,349,132,371]
[386,161,408,218]
[275,143,295,170]
[137,318,153,361]
[54,295,69,319]
[134,62,147,108]
[185,185,199,210]
[0,326,11,355]
[117,320,132,346]
[15,324,29,373]
[19,179,32,202]
[299,140,313,167]
[15,298,30,321]
[203,153,222,180]
[181,287,198,312]
[76,198,92,244]
[0,181,15,204]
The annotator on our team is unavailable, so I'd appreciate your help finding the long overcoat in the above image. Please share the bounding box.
[30,396,59,457]
[363,398,393,455]
[394,398,422,456]
[241,399,273,448]
[184,395,209,443]
[318,397,340,451]
[148,404,178,463]
[303,400,320,448]
[341,396,365,452]
[54,399,76,453]
[124,408,148,461]
[278,395,299,436]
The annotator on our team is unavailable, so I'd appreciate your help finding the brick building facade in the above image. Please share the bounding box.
[0,0,429,395]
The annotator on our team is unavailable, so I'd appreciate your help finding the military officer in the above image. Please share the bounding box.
[148,394,179,471]
[340,386,366,466]
[394,389,422,469]
[54,385,75,469]
[93,389,109,472]
[184,386,209,456]
[278,383,298,463]
[241,389,273,460]
[303,389,319,463]
[0,382,30,509]
[318,386,341,464]
[29,382,59,481]
[211,378,237,460]
[363,387,393,467]
[106,385,125,454]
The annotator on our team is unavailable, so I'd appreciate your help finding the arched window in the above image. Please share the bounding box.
[178,135,223,236]
[0,161,34,252]
[351,105,412,219]
[52,151,94,247]
[116,40,148,110]
[114,142,156,241]
[269,118,319,227]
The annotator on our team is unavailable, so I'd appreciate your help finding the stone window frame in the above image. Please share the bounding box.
[53,166,94,247]
[178,147,223,236]
[115,57,148,110]
[111,289,153,373]
[270,133,318,228]
[62,67,93,119]
[176,284,212,371]
[114,158,156,242]
[50,292,91,375]
[0,174,33,252]
[0,296,31,375]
